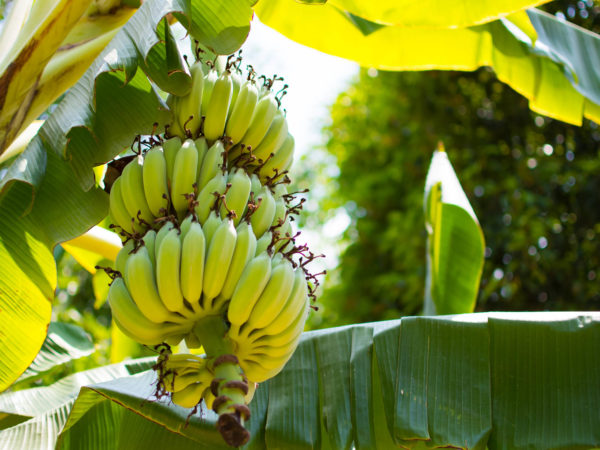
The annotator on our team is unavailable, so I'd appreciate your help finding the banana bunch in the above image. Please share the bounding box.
[104,54,322,448]
[109,136,292,238]
[168,57,294,184]
[226,254,310,382]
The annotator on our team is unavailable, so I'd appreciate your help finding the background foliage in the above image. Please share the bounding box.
[309,1,600,327]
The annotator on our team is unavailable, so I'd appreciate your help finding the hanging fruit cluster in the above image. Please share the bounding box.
[103,52,323,447]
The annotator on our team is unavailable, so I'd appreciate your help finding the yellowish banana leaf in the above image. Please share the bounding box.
[325,0,551,28]
[0,1,137,154]
[254,0,600,126]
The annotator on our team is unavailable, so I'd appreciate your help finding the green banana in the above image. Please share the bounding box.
[171,381,206,409]
[271,195,287,228]
[167,95,186,139]
[245,342,299,360]
[162,136,182,188]
[142,146,170,217]
[200,68,218,121]
[274,217,293,253]
[143,229,157,268]
[252,110,288,162]
[120,157,155,229]
[202,218,237,306]
[243,345,298,371]
[245,258,295,329]
[221,168,251,225]
[178,60,204,137]
[241,92,278,151]
[214,221,257,309]
[180,221,206,307]
[194,136,209,177]
[197,139,225,191]
[259,133,294,182]
[254,231,272,256]
[125,246,184,324]
[250,173,262,197]
[156,228,185,313]
[108,277,188,346]
[162,353,207,370]
[225,80,259,144]
[228,70,243,116]
[203,70,233,141]
[273,217,294,252]
[164,369,203,393]
[227,251,272,326]
[253,268,307,337]
[202,210,223,246]
[250,185,276,239]
[154,221,175,262]
[252,298,309,347]
[170,139,199,220]
[238,358,282,384]
[111,315,182,348]
[194,172,227,224]
[109,176,137,234]
[115,239,135,275]
[179,214,194,240]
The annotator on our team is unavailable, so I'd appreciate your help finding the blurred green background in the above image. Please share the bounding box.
[300,0,600,327]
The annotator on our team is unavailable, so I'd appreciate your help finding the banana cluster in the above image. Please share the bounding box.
[105,55,320,448]
[168,59,293,183]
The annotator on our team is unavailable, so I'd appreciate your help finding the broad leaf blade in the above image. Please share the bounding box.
[1,314,596,449]
[0,0,92,152]
[527,8,600,107]
[57,371,229,449]
[328,0,550,28]
[254,1,600,125]
[489,314,600,449]
[16,322,94,384]
[0,358,155,448]
[177,0,252,55]
[265,336,321,449]
[424,148,485,315]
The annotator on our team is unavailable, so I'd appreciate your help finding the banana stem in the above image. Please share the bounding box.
[192,316,251,447]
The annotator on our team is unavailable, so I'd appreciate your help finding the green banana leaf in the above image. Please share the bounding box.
[15,322,95,385]
[253,1,600,126]
[0,358,155,446]
[423,147,485,315]
[0,0,252,392]
[1,313,598,449]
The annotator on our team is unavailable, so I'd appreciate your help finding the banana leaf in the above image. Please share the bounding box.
[423,147,485,315]
[323,0,551,28]
[253,1,600,126]
[15,322,94,385]
[0,0,252,392]
[2,313,598,449]
[0,358,155,447]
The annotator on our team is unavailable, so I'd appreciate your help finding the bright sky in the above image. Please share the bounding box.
[241,16,359,270]
[241,16,358,161]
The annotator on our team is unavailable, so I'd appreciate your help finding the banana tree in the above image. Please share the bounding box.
[0,0,599,448]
